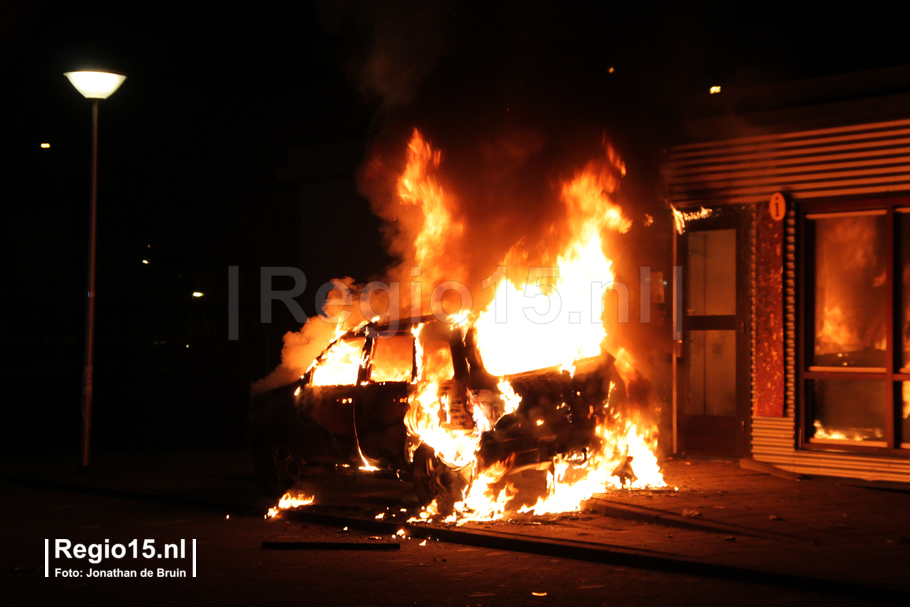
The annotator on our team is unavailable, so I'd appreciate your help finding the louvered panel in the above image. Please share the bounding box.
[666,118,910,208]
[669,117,910,157]
[668,139,910,169]
[752,443,795,452]
[673,183,910,207]
[751,418,795,460]
[670,177,910,202]
[751,416,910,481]
[752,432,794,442]
[672,148,910,176]
[752,417,795,430]
[760,454,910,483]
[673,161,910,186]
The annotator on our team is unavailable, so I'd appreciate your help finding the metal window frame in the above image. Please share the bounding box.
[798,195,910,455]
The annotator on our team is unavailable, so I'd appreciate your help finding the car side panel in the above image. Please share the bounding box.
[354,383,410,469]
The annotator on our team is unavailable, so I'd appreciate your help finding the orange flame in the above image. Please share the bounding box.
[401,134,663,523]
[306,130,665,522]
[266,491,315,519]
[396,130,466,315]
[309,326,367,386]
[474,152,630,376]
[671,206,712,234]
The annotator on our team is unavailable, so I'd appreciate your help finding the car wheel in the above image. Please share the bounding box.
[253,440,304,499]
[410,443,472,515]
[410,443,445,507]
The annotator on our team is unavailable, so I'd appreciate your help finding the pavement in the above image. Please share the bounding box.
[4,449,910,604]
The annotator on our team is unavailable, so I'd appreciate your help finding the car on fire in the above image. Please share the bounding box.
[249,315,632,511]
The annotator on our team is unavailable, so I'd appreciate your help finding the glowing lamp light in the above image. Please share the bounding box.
[192,292,204,298]
[40,143,51,149]
[141,259,149,264]
[64,71,126,99]
[709,85,721,94]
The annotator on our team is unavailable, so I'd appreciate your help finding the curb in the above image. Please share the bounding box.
[583,498,808,543]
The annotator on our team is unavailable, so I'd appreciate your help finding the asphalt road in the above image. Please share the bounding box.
[2,483,886,607]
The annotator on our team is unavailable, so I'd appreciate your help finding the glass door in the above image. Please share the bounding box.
[677,213,750,457]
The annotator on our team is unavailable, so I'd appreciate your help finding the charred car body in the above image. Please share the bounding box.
[250,316,631,509]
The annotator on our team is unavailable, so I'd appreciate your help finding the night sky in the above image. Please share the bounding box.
[3,1,908,455]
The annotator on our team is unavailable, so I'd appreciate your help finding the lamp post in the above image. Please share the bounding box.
[65,70,126,470]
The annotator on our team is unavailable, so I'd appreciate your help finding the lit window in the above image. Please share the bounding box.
[803,203,910,448]
[311,338,367,386]
[370,335,415,382]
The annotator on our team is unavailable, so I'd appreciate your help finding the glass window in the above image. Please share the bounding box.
[687,229,736,316]
[370,335,415,382]
[810,379,887,444]
[900,382,910,448]
[803,206,909,451]
[686,330,737,416]
[812,213,887,369]
[899,214,910,371]
[420,339,455,382]
[311,337,367,386]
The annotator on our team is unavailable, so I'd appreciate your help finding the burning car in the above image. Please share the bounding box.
[253,130,665,521]
[250,314,648,515]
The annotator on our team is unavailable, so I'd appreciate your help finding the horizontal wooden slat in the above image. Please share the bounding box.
[675,184,910,207]
[671,148,910,178]
[672,160,910,188]
[668,136,910,168]
[670,117,910,154]
[671,173,910,197]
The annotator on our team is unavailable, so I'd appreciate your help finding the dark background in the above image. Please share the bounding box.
[2,1,908,458]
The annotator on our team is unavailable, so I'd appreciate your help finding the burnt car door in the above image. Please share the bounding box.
[408,321,476,508]
[419,322,472,432]
[306,335,368,465]
[354,330,415,470]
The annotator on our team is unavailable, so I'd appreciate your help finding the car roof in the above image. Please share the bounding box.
[353,315,463,337]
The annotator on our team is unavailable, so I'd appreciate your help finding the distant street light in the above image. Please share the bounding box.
[65,70,126,470]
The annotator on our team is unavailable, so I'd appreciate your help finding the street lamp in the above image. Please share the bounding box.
[65,70,126,470]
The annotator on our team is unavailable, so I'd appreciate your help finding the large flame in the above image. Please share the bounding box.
[309,327,367,387]
[398,131,464,270]
[277,129,665,523]
[396,129,466,316]
[400,132,663,523]
[473,152,630,376]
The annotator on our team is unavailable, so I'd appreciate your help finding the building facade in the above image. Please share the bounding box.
[664,70,910,481]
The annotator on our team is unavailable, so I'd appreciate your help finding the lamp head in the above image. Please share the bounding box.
[64,71,126,99]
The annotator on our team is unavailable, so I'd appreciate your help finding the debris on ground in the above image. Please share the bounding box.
[260,541,400,551]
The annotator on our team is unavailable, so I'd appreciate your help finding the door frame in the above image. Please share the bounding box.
[673,210,752,457]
